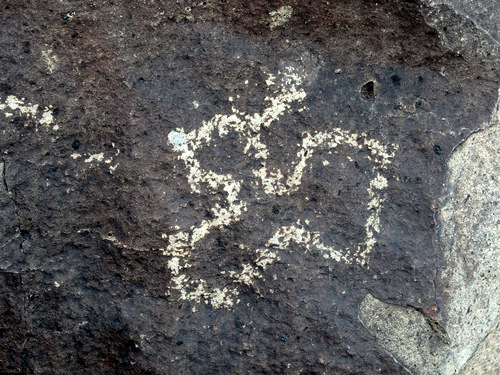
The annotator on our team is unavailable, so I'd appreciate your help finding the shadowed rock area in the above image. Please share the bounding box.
[0,0,499,374]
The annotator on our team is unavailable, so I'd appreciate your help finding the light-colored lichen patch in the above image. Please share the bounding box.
[2,95,38,116]
[170,275,239,310]
[39,110,54,126]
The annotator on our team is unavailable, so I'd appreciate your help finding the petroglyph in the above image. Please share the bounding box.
[0,95,55,131]
[165,66,397,309]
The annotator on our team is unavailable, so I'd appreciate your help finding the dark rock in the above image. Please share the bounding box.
[0,0,498,374]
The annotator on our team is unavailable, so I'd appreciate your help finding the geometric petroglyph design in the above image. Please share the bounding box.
[166,66,398,310]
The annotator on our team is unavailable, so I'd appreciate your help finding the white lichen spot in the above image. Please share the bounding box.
[255,248,279,269]
[355,173,390,266]
[265,73,276,86]
[228,247,281,289]
[168,130,187,151]
[370,173,388,190]
[168,257,181,275]
[5,95,38,116]
[210,287,237,309]
[171,276,238,309]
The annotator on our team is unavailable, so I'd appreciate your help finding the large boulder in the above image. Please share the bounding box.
[0,1,498,373]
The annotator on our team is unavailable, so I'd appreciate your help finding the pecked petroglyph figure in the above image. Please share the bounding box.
[164,65,397,309]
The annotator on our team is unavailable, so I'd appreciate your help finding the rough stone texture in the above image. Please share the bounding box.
[459,331,500,375]
[359,294,447,374]
[359,88,500,375]
[0,1,499,374]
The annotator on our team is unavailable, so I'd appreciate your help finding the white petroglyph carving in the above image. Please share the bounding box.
[0,95,55,131]
[0,95,121,173]
[0,72,397,310]
[165,66,398,309]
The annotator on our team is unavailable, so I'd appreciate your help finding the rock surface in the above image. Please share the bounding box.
[0,1,499,374]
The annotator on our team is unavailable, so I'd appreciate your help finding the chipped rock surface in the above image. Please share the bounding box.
[0,0,499,374]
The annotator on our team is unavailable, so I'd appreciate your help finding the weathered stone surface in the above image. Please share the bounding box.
[459,331,500,375]
[359,71,500,375]
[0,1,498,374]
[435,0,500,43]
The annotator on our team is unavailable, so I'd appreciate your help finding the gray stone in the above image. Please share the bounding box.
[437,0,500,44]
[359,92,500,374]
